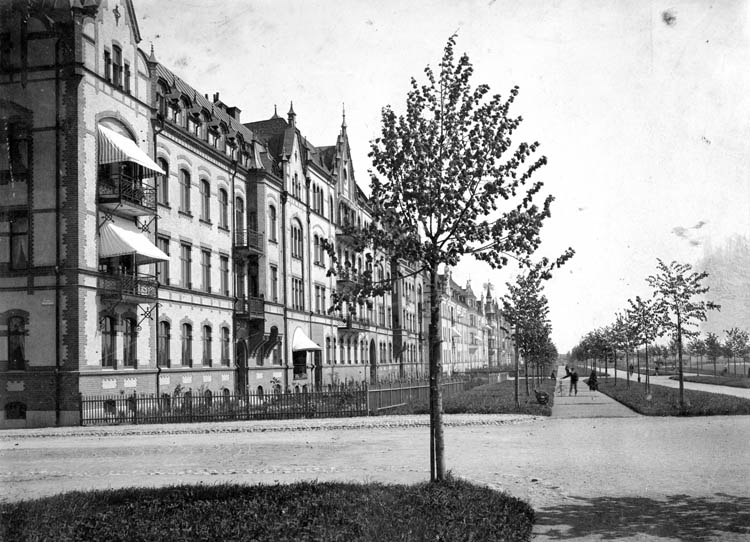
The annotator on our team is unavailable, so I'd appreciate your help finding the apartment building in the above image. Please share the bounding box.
[0,0,508,428]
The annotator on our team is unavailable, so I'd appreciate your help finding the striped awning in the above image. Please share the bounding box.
[292,328,322,352]
[99,222,168,265]
[97,125,164,177]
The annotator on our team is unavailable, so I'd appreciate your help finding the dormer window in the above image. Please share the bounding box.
[208,128,219,148]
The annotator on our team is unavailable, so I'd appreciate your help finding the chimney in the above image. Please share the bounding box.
[213,92,220,103]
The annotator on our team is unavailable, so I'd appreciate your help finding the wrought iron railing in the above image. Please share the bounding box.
[234,228,263,250]
[235,295,264,317]
[98,172,156,212]
[98,273,158,298]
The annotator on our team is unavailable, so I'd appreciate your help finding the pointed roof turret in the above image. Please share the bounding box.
[288,101,296,128]
[341,103,347,129]
[271,104,279,119]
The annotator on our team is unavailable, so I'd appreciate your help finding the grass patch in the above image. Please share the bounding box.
[0,479,534,542]
[597,381,750,416]
[385,379,555,416]
[671,375,750,389]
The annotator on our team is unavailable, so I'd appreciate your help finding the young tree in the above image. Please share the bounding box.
[501,265,551,405]
[705,332,722,375]
[627,296,662,393]
[647,259,720,409]
[724,328,749,376]
[687,336,705,376]
[330,36,573,481]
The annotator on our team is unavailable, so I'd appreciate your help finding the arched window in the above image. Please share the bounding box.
[313,235,320,264]
[156,82,167,117]
[269,205,277,242]
[101,316,116,368]
[200,179,210,221]
[181,323,193,367]
[8,316,26,371]
[158,321,170,368]
[235,196,245,233]
[221,326,230,366]
[179,169,191,213]
[291,220,303,259]
[123,318,137,367]
[329,196,334,222]
[157,158,169,205]
[202,325,212,367]
[326,337,331,365]
[218,188,228,229]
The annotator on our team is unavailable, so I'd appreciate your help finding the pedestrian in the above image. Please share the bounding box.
[550,369,557,380]
[588,369,598,391]
[562,367,578,396]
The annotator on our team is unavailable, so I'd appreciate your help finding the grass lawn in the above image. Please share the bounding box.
[597,380,750,416]
[0,479,534,542]
[672,375,750,389]
[386,378,555,416]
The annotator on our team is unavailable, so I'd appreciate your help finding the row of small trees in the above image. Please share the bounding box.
[571,259,720,410]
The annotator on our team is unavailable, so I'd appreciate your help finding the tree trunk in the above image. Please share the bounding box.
[644,344,650,394]
[637,349,641,382]
[613,347,617,386]
[625,349,630,388]
[428,266,445,481]
[514,329,519,408]
[677,312,685,410]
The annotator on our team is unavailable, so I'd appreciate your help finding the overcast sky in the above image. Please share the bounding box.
[137,0,750,352]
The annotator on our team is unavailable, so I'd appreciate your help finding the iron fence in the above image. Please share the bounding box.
[367,377,466,412]
[79,378,468,426]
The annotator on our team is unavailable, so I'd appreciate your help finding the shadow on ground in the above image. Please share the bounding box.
[534,493,750,540]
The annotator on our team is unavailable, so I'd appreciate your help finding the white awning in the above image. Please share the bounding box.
[292,328,322,352]
[99,222,169,265]
[97,125,165,177]
[451,327,461,338]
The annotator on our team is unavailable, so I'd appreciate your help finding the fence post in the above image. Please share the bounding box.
[79,392,83,426]
[132,391,138,425]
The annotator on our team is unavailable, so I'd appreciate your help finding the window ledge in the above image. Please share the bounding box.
[200,218,213,226]
[178,210,193,218]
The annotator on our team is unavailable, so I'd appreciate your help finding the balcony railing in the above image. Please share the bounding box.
[339,315,371,331]
[235,295,265,319]
[234,228,264,254]
[98,172,156,215]
[336,271,364,288]
[98,273,158,299]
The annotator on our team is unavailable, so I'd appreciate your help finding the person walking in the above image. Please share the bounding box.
[562,366,578,396]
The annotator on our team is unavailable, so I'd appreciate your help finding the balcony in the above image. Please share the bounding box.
[235,295,265,320]
[98,172,157,217]
[338,315,371,332]
[234,228,264,257]
[336,270,364,289]
[98,273,157,302]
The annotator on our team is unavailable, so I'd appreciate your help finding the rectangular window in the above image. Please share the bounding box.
[202,326,212,367]
[0,33,12,71]
[220,255,229,296]
[8,316,26,371]
[157,236,169,285]
[292,277,304,311]
[270,265,278,302]
[156,165,169,205]
[112,45,122,88]
[180,243,192,289]
[123,62,131,93]
[104,49,111,81]
[123,319,137,368]
[201,249,211,292]
[102,316,116,368]
[9,215,28,270]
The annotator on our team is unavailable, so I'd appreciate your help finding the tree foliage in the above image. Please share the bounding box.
[326,36,573,481]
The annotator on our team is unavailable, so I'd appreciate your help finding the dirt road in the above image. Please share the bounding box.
[2,413,749,541]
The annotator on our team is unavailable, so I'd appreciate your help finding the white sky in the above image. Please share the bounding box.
[136,0,750,352]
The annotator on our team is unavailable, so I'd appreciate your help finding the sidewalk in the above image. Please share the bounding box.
[551,366,639,419]
[611,368,750,400]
